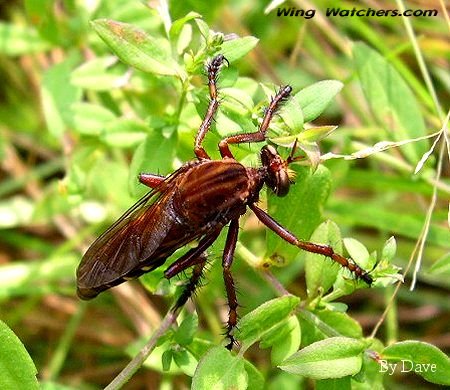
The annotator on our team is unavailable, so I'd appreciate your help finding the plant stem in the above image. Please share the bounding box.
[104,308,181,390]
[46,301,87,381]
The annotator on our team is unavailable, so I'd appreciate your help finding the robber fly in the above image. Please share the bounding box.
[76,55,372,349]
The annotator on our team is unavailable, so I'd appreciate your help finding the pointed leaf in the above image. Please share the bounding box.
[279,337,365,379]
[91,19,182,77]
[41,55,82,138]
[169,11,201,40]
[305,221,342,297]
[353,42,427,163]
[0,320,38,389]
[236,295,300,349]
[192,346,247,390]
[221,36,259,62]
[383,341,450,385]
[295,80,343,123]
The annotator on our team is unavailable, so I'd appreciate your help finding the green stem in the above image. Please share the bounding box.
[105,308,181,390]
[46,301,87,381]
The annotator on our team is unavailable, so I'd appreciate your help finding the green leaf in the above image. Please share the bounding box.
[173,349,198,377]
[101,118,148,148]
[161,349,173,371]
[269,316,301,366]
[169,11,201,40]
[41,54,82,138]
[0,22,51,55]
[278,95,304,133]
[65,145,104,195]
[332,237,375,294]
[295,80,343,123]
[243,360,265,390]
[70,56,127,91]
[300,141,323,171]
[221,36,259,62]
[129,129,177,196]
[428,253,450,276]
[297,126,338,143]
[91,19,183,77]
[305,220,342,297]
[316,377,351,390]
[279,337,365,379]
[176,23,192,55]
[342,238,371,269]
[174,314,199,346]
[191,346,247,390]
[222,87,255,112]
[381,236,397,262]
[260,315,300,349]
[236,295,300,350]
[138,267,168,294]
[128,339,183,374]
[353,42,427,163]
[266,165,332,262]
[383,341,450,385]
[315,311,363,338]
[0,320,39,389]
[195,19,210,40]
[71,102,117,136]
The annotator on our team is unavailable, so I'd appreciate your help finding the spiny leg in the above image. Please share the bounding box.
[219,85,292,158]
[249,204,373,284]
[222,219,240,350]
[165,229,221,279]
[165,230,221,312]
[171,252,208,312]
[194,54,228,160]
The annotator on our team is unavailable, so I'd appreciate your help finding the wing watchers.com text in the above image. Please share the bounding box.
[276,7,438,19]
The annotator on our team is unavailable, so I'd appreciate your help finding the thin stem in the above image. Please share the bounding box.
[260,269,290,296]
[396,0,444,120]
[297,309,341,338]
[46,301,88,381]
[410,136,446,290]
[105,308,181,390]
[384,285,398,345]
[370,234,419,339]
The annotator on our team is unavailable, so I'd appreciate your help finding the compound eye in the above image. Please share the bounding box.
[260,145,290,197]
[274,170,290,197]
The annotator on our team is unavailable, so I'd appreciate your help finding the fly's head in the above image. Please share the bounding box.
[260,142,299,197]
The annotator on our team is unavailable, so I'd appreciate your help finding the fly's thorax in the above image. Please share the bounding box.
[174,159,252,225]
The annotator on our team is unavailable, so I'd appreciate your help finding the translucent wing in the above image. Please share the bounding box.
[76,165,198,299]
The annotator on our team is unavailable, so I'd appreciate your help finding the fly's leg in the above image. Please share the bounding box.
[250,204,373,285]
[194,54,228,160]
[138,173,165,189]
[164,229,221,279]
[165,230,221,312]
[171,253,208,312]
[222,219,240,350]
[219,85,292,158]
